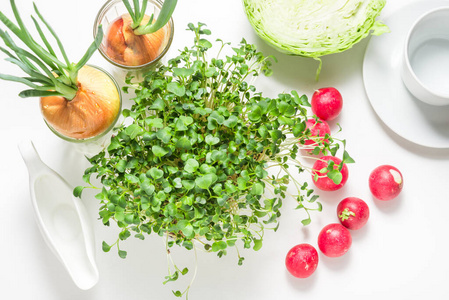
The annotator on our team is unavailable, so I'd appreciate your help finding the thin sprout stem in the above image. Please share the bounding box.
[165,232,173,276]
[183,244,199,300]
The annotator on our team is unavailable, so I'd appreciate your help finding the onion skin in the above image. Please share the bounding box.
[40,65,120,140]
[104,14,168,66]
[105,18,127,63]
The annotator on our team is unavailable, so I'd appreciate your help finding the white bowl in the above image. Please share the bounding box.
[401,7,449,106]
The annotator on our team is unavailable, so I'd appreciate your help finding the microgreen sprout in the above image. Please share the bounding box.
[76,23,354,297]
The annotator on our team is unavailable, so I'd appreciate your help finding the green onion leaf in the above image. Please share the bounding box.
[134,0,177,35]
[75,25,103,72]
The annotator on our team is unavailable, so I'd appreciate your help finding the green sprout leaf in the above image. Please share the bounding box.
[212,241,227,252]
[301,218,311,226]
[253,239,263,251]
[167,82,186,97]
[125,124,144,139]
[150,98,166,111]
[248,105,262,122]
[177,220,194,238]
[327,169,343,185]
[156,127,172,143]
[145,117,164,128]
[102,241,112,252]
[118,250,127,259]
[184,158,199,173]
[195,173,218,190]
[251,182,264,195]
[343,150,355,164]
[292,90,310,107]
[147,168,164,179]
[173,67,194,77]
[152,145,169,157]
[172,290,182,297]
[175,136,192,149]
[73,186,85,198]
[205,134,220,145]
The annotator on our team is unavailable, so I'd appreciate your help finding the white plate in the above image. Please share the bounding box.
[363,0,449,148]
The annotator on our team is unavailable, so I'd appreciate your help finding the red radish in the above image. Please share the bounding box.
[311,156,348,191]
[302,118,331,149]
[285,243,319,278]
[311,87,343,121]
[369,165,403,200]
[337,197,370,230]
[317,223,352,257]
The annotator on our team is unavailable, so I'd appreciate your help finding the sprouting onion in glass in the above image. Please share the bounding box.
[101,0,177,67]
[0,0,121,141]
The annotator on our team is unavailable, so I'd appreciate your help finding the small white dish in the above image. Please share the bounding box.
[363,0,449,148]
[401,7,449,106]
[18,140,99,290]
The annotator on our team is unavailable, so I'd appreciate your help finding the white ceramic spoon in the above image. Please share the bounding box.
[18,140,99,290]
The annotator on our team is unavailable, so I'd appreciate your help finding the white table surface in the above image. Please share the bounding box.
[1,0,449,299]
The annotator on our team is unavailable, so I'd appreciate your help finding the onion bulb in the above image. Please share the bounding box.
[40,65,121,140]
[104,14,170,66]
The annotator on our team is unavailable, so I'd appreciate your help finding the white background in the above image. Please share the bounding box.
[1,0,448,299]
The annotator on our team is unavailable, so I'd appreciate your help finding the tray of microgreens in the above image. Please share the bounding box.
[75,22,353,297]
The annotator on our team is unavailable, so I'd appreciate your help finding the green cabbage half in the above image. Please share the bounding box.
[243,0,389,77]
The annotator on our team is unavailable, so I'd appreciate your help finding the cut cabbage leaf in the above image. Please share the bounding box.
[243,0,389,78]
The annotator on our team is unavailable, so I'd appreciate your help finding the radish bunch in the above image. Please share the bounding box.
[286,87,404,280]
[303,88,350,191]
